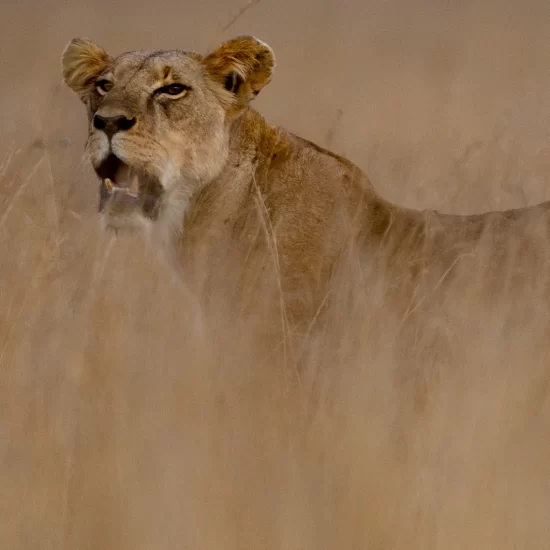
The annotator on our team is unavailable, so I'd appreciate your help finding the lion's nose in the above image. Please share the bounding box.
[93,114,136,138]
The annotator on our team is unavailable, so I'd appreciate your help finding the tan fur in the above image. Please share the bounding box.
[62,36,550,326]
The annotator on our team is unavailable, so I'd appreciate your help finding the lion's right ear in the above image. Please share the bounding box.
[62,38,110,96]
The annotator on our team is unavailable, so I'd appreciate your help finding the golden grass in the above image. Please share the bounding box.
[1,0,550,547]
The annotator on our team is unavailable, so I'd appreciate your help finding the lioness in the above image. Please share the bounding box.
[61,36,550,325]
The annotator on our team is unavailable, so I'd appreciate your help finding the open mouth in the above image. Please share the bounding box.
[95,154,164,218]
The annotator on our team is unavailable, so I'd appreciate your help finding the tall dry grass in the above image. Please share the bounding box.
[1,0,550,548]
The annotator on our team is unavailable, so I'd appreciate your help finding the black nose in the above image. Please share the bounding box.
[93,114,136,138]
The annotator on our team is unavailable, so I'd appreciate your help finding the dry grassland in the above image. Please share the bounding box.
[0,0,549,547]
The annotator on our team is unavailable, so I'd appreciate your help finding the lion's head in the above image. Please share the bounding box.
[62,36,275,230]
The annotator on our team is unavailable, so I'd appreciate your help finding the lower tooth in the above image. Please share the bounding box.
[104,178,114,192]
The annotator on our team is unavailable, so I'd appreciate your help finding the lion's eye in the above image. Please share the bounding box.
[155,83,189,97]
[95,79,113,95]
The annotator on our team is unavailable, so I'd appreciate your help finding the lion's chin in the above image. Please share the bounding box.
[99,191,152,235]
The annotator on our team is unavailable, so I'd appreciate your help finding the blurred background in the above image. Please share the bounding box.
[0,0,549,548]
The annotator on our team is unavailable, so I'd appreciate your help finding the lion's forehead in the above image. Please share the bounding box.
[111,50,203,86]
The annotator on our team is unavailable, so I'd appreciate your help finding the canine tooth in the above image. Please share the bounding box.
[104,178,114,192]
[128,174,140,196]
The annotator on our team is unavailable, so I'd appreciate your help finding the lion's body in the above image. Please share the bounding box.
[169,106,550,324]
[62,36,550,325]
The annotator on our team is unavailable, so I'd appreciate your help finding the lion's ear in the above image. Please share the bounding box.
[203,36,275,117]
[62,38,110,96]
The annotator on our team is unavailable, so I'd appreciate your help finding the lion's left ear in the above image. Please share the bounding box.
[203,36,275,117]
